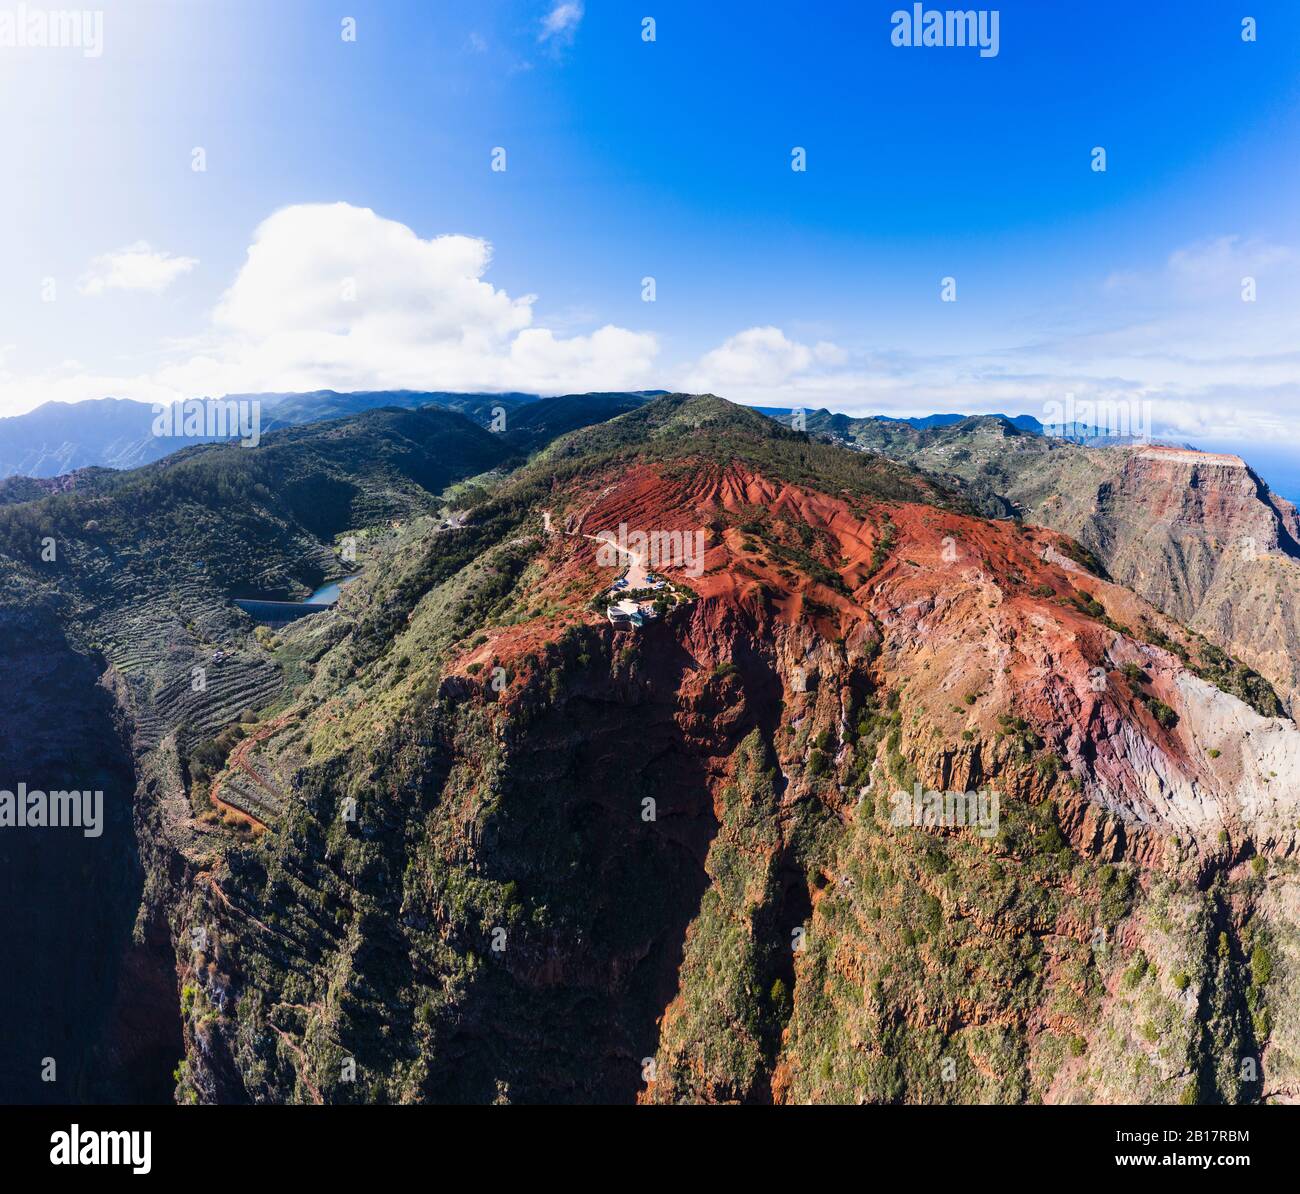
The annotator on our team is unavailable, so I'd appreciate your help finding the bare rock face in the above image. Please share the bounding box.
[1090,449,1300,717]
[908,436,1300,715]
[1088,447,1295,615]
[152,449,1300,1105]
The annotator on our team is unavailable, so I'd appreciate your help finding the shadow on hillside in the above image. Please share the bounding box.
[0,609,180,1104]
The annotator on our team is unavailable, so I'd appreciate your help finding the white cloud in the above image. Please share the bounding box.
[77,241,198,296]
[1166,235,1294,291]
[8,219,1300,454]
[1104,235,1296,305]
[214,204,534,345]
[201,203,655,393]
[667,232,1300,447]
[685,326,831,390]
[539,1,583,44]
[0,203,658,412]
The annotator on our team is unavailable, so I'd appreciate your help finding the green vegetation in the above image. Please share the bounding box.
[1141,623,1282,719]
[1071,591,1107,620]
[181,722,247,814]
[1133,691,1178,730]
[1191,641,1284,719]
[650,731,796,1101]
[866,516,898,578]
[19,390,1295,1108]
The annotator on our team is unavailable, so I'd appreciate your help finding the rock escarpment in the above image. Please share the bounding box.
[5,393,1296,1105]
[882,427,1300,717]
[156,439,1300,1104]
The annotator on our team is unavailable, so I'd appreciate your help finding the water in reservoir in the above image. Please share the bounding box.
[304,575,359,605]
[235,574,361,627]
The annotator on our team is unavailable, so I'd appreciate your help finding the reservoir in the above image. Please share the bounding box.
[303,575,359,604]
[236,574,359,627]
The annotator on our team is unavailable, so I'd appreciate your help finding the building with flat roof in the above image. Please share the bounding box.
[607,598,648,627]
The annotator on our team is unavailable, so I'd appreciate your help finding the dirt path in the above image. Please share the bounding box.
[542,509,648,589]
[207,714,290,831]
[204,873,276,938]
[269,1024,324,1104]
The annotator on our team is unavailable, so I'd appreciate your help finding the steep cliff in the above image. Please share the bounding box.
[1014,446,1300,717]
[141,401,1300,1104]
[4,394,1296,1105]
[819,417,1300,717]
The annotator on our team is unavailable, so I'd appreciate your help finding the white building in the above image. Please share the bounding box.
[607,598,647,627]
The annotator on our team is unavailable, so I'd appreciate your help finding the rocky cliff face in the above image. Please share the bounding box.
[806,413,1300,717]
[0,405,516,1103]
[5,395,1297,1105]
[0,568,178,1103]
[1026,446,1300,717]
[149,439,1300,1104]
[854,425,1300,718]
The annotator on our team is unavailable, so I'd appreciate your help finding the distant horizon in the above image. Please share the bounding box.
[6,383,1299,507]
[4,1,1300,452]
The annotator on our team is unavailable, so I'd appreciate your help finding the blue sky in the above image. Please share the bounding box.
[4,0,1300,488]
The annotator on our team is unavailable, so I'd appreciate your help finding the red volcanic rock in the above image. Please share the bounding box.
[452,458,1300,866]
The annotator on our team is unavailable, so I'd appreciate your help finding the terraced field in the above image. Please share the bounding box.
[212,722,296,825]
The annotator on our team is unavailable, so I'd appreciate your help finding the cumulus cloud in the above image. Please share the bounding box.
[77,241,199,296]
[539,1,583,44]
[1,203,658,411]
[202,203,655,394]
[214,204,534,347]
[684,326,845,392]
[8,218,1300,453]
[667,231,1300,448]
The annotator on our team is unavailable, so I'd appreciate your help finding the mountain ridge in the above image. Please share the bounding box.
[3,392,1297,1105]
[0,389,668,481]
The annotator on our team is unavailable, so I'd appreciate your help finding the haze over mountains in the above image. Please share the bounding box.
[0,390,667,480]
[2,390,1298,1105]
[0,390,1212,482]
